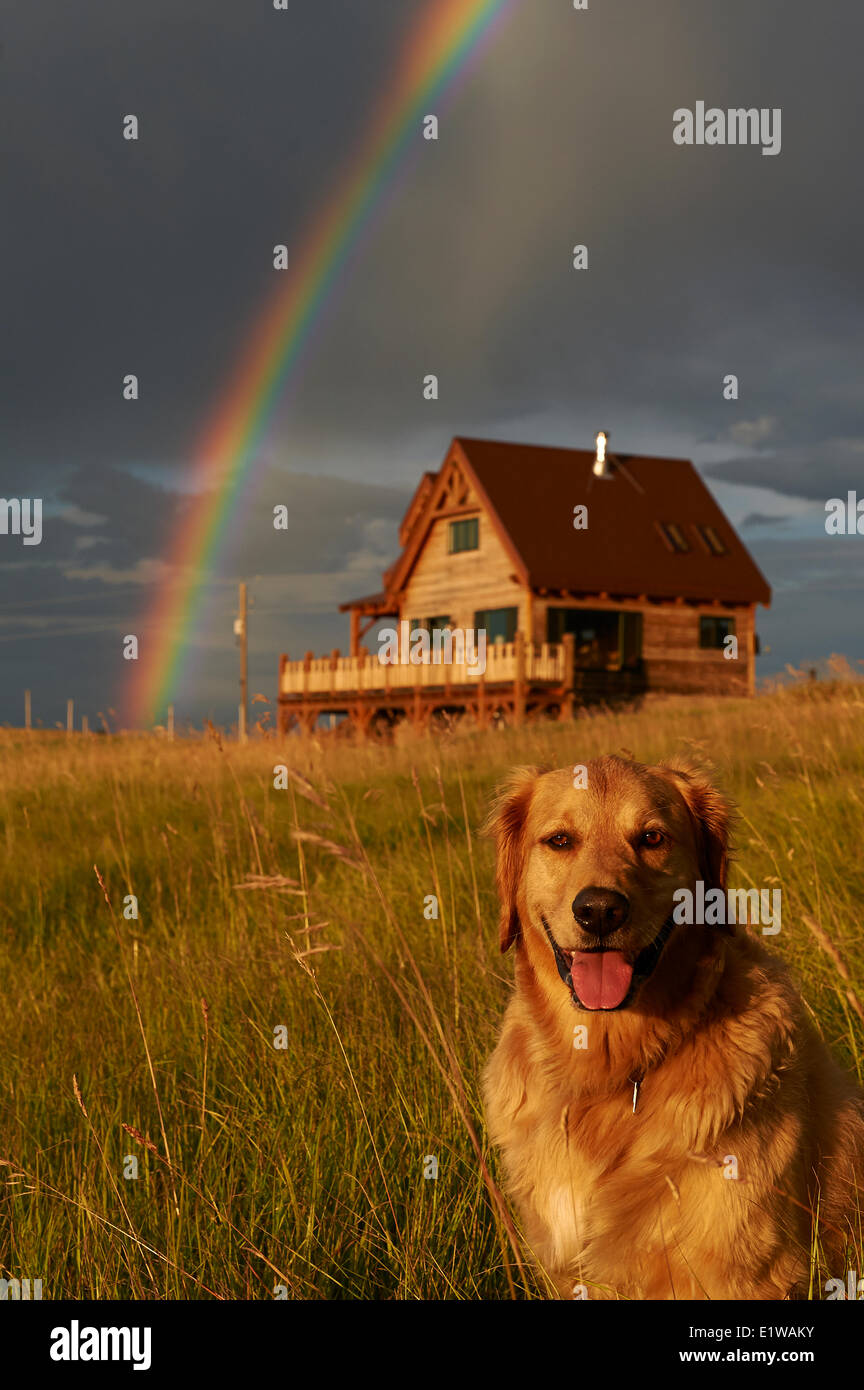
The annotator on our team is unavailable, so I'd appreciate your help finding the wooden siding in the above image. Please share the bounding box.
[534,597,756,694]
[399,511,525,632]
[643,604,755,694]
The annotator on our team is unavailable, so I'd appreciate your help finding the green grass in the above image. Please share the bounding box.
[0,680,862,1299]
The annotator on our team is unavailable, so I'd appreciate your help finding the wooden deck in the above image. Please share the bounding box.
[278,633,565,734]
[280,636,566,694]
[277,632,647,735]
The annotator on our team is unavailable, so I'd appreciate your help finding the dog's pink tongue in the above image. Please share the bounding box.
[571,951,633,1009]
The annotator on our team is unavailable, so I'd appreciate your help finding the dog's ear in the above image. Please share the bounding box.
[481,767,539,953]
[661,760,733,893]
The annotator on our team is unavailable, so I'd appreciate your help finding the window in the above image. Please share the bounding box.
[410,615,451,635]
[474,607,518,645]
[656,521,690,553]
[547,609,643,669]
[449,517,479,553]
[700,615,736,649]
[694,524,728,556]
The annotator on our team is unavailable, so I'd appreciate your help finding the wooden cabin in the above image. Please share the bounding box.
[278,435,771,734]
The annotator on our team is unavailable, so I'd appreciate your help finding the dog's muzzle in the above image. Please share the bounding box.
[541,915,675,1011]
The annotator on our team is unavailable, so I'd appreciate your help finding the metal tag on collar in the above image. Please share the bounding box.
[629,1070,643,1114]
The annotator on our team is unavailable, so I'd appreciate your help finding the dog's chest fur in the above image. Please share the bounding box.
[481,1008,786,1299]
[487,1060,702,1294]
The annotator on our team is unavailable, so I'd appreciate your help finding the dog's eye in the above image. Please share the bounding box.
[640,829,665,849]
[545,832,572,850]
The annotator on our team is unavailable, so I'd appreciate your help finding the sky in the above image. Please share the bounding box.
[2,0,862,730]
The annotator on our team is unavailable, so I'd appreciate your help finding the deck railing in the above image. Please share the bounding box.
[279,637,567,697]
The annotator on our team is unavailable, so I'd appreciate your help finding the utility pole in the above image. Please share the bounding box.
[235,582,248,742]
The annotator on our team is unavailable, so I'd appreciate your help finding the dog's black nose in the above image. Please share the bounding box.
[571,887,630,938]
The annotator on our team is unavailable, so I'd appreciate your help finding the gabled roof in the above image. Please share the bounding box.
[342,437,772,613]
[443,438,770,604]
[398,471,437,547]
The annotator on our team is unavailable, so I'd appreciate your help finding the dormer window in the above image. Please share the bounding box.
[656,521,690,553]
[694,524,727,556]
[449,517,479,553]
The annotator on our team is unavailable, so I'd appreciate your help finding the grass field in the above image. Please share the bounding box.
[1,679,863,1300]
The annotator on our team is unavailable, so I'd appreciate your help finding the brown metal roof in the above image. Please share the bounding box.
[452,437,771,606]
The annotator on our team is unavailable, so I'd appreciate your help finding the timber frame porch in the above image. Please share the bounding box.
[278,632,647,735]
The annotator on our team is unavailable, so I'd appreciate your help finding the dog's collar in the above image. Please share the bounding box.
[540,915,676,1010]
[541,916,674,1112]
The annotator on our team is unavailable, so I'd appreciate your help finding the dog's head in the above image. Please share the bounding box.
[483,756,732,1012]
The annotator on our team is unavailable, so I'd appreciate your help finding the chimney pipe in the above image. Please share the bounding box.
[593,430,614,478]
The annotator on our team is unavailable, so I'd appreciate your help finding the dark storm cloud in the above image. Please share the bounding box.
[1,0,417,473]
[706,440,864,502]
[745,536,864,677]
[222,470,409,578]
[740,513,791,529]
[46,464,408,579]
[5,0,863,480]
[2,0,863,721]
[275,0,864,467]
[52,463,183,563]
[0,456,408,727]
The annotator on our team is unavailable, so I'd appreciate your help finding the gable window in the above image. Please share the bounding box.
[694,524,728,556]
[656,521,690,553]
[449,517,479,553]
[700,615,736,649]
[474,607,517,645]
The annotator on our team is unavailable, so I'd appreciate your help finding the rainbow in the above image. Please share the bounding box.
[131,0,519,728]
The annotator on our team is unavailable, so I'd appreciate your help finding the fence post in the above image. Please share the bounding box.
[24,689,31,731]
[66,699,74,734]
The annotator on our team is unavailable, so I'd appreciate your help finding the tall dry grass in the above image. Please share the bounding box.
[0,679,862,1298]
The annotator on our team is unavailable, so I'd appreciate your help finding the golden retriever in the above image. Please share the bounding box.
[482,757,864,1299]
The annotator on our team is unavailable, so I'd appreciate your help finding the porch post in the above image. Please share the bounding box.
[514,630,526,726]
[561,632,575,720]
